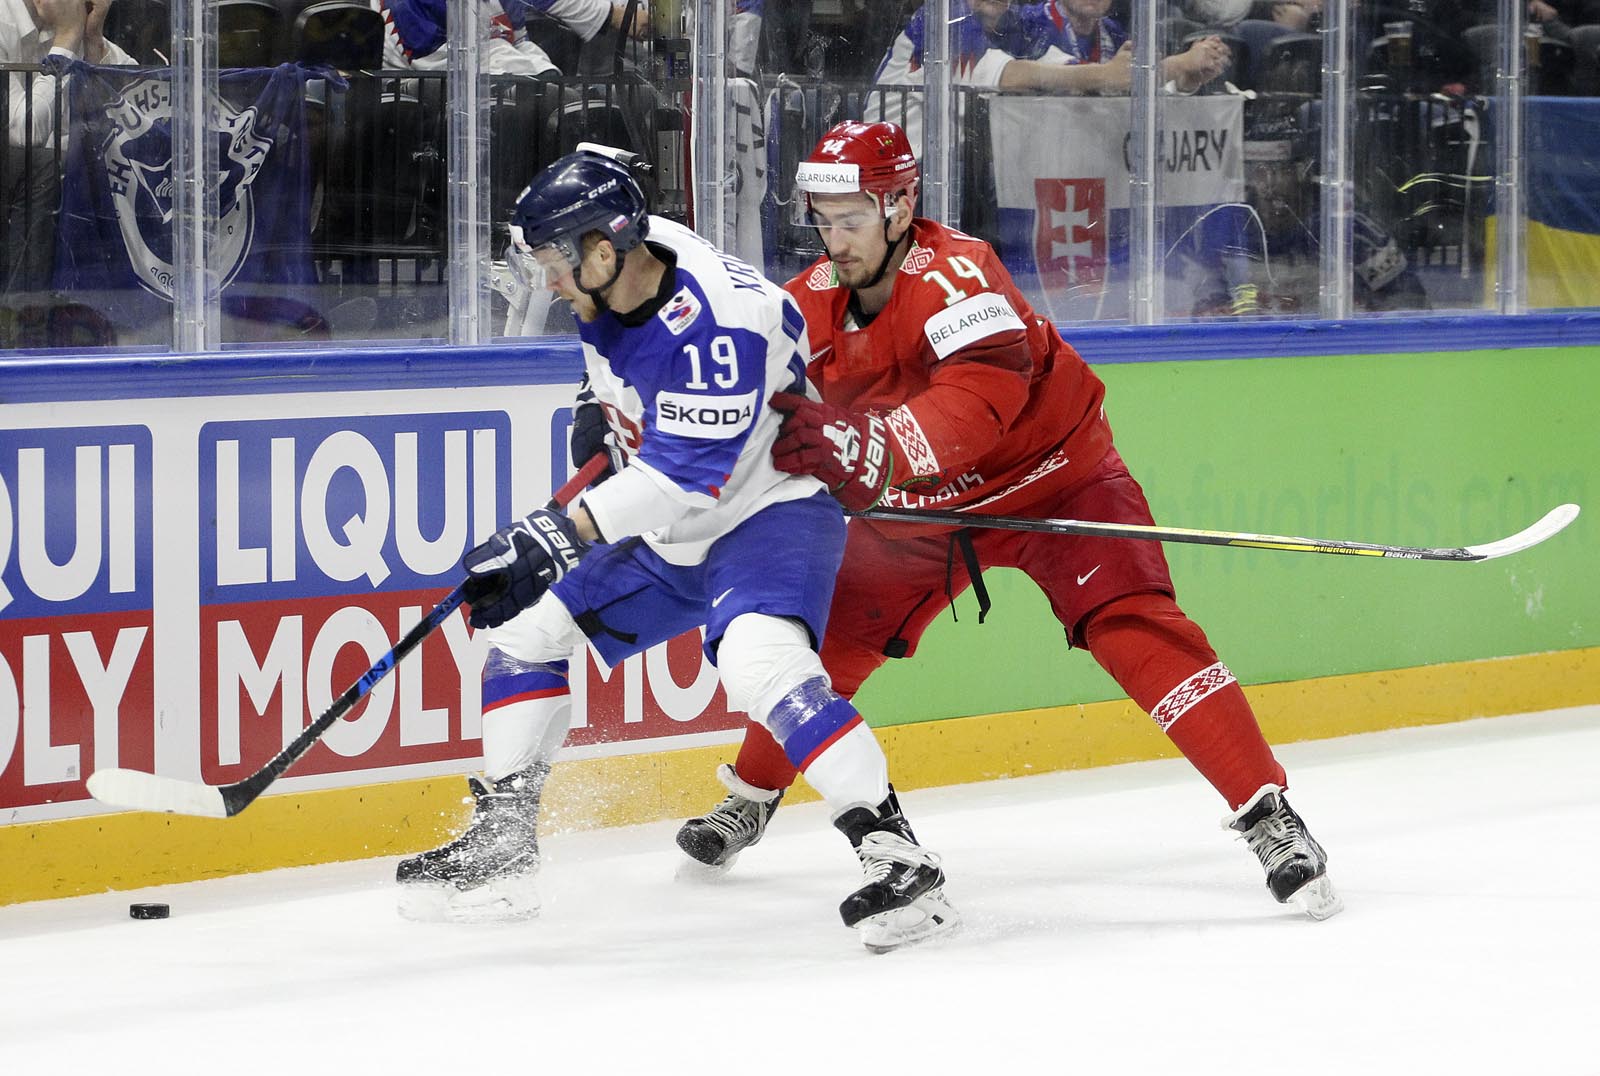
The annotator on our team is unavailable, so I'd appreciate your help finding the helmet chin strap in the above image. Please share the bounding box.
[575,248,628,313]
[857,195,909,290]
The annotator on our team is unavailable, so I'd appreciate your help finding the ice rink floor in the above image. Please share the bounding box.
[3,707,1597,1074]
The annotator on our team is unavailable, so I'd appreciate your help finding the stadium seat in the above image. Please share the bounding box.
[218,0,286,68]
[1230,19,1293,90]
[1573,25,1600,97]
[1464,23,1577,95]
[1533,37,1577,95]
[1462,23,1496,86]
[293,1,386,71]
[1260,32,1319,94]
[102,0,171,65]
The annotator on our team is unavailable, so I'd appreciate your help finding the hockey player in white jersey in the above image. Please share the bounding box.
[395,146,958,952]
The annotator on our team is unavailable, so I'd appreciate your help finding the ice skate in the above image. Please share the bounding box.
[675,763,784,871]
[834,791,960,953]
[396,763,549,924]
[1227,784,1344,921]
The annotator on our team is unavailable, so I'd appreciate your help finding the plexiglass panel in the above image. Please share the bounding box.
[956,0,1140,322]
[740,0,912,287]
[1348,0,1494,313]
[0,1,1586,354]
[208,0,449,346]
[486,0,691,338]
[1520,8,1600,311]
[2,0,177,348]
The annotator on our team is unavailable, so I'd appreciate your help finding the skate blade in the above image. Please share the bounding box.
[1291,874,1345,921]
[857,888,962,954]
[397,875,541,924]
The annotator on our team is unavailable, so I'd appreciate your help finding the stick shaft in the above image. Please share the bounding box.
[855,502,1580,564]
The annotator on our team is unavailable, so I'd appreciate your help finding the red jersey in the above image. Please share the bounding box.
[784,218,1112,532]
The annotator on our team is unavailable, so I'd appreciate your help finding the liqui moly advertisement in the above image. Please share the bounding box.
[0,383,743,824]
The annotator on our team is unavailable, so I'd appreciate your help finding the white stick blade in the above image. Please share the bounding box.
[1466,504,1581,561]
[86,769,229,818]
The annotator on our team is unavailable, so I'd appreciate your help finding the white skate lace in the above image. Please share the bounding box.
[696,793,763,844]
[856,831,941,886]
[1242,814,1306,874]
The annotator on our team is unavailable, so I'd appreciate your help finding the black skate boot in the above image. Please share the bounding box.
[396,762,549,923]
[1226,783,1344,921]
[834,790,959,953]
[676,763,784,869]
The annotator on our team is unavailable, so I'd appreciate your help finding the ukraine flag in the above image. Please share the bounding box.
[1488,97,1600,308]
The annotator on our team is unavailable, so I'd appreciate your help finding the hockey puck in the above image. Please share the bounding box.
[129,902,170,920]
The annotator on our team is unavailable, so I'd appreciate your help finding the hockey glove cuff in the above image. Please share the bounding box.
[570,379,618,487]
[462,508,590,629]
[769,391,894,512]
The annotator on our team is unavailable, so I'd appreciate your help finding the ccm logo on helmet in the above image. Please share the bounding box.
[655,390,759,439]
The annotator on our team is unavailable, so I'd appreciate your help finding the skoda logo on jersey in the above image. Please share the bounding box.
[659,287,703,336]
[102,78,272,300]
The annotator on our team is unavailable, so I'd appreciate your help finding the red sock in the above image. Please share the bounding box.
[733,720,801,792]
[1082,592,1285,810]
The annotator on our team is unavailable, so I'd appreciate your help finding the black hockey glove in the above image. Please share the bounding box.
[462,508,590,629]
[571,378,617,486]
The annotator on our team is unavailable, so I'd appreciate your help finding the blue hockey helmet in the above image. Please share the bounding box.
[508,144,650,285]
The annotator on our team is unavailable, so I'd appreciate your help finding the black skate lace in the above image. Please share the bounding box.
[1242,813,1307,874]
[696,793,763,844]
[856,831,941,886]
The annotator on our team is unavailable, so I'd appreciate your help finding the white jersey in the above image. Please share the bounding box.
[574,217,827,566]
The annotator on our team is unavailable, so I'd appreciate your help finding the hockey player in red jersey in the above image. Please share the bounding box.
[675,120,1343,920]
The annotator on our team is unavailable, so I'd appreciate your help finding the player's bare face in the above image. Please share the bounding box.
[809,193,888,289]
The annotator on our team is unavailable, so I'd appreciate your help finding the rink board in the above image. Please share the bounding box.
[5,647,1598,904]
[2,316,1596,902]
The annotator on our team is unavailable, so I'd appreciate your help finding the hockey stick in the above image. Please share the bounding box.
[86,454,611,819]
[855,502,1580,563]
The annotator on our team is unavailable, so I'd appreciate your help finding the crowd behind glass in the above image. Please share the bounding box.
[0,0,1581,350]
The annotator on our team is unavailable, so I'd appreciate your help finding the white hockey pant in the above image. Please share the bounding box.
[718,613,890,816]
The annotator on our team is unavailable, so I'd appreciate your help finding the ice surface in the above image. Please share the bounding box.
[2,708,1597,1074]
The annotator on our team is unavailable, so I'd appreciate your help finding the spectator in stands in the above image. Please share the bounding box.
[377,0,646,73]
[381,0,559,75]
[1039,0,1232,89]
[871,0,1231,153]
[3,0,134,292]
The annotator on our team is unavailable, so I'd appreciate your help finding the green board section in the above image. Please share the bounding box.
[854,345,1597,725]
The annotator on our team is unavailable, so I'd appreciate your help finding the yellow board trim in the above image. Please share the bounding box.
[5,647,1598,906]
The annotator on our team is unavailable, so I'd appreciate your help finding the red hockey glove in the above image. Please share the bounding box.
[769,391,893,511]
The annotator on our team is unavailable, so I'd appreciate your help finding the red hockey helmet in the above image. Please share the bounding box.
[794,121,920,221]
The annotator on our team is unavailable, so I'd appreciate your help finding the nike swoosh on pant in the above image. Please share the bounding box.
[1076,566,1101,586]
[712,588,735,607]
